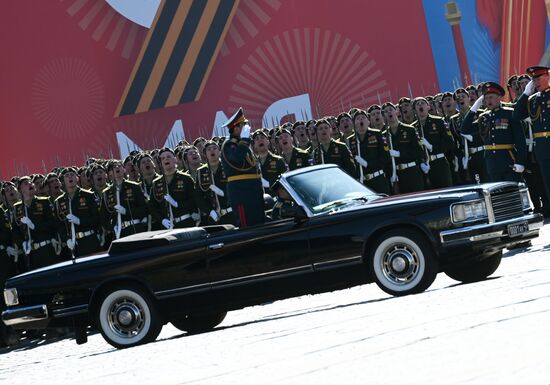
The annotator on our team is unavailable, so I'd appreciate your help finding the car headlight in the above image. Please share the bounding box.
[451,200,488,223]
[3,288,19,306]
[519,188,531,210]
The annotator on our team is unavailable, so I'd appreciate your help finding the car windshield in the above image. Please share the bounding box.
[286,167,379,214]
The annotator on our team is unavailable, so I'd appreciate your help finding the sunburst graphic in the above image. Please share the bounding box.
[470,27,500,84]
[31,57,105,140]
[62,0,146,59]
[220,0,282,57]
[228,28,389,125]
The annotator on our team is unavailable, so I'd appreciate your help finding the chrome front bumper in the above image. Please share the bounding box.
[2,304,49,326]
[439,213,544,245]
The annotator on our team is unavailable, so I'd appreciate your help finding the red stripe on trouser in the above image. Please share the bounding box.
[238,204,247,227]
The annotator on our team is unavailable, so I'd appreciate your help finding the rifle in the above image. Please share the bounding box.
[356,134,365,184]
[387,130,400,195]
[418,120,432,187]
[114,185,122,239]
[67,194,76,261]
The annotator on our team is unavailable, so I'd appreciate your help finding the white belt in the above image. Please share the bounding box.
[173,214,192,224]
[220,207,233,216]
[0,245,5,251]
[397,162,416,170]
[32,240,52,250]
[76,230,96,239]
[469,146,485,155]
[429,153,445,161]
[365,170,384,181]
[121,218,148,229]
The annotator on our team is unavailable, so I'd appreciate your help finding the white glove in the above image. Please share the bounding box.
[209,185,225,197]
[461,133,473,142]
[51,238,62,255]
[66,214,81,225]
[526,138,534,146]
[389,149,400,158]
[192,212,201,221]
[209,210,220,222]
[22,240,31,255]
[354,155,368,168]
[453,156,459,172]
[420,137,433,152]
[512,164,525,173]
[6,246,17,258]
[420,162,430,174]
[462,156,469,170]
[67,239,75,250]
[164,194,178,208]
[523,80,535,96]
[21,216,35,230]
[390,173,399,183]
[241,124,251,139]
[114,204,126,215]
[471,95,484,112]
[262,178,270,188]
[162,218,173,229]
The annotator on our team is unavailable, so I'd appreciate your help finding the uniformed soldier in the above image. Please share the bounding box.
[0,205,19,347]
[220,107,265,227]
[337,112,354,147]
[193,137,207,163]
[305,119,318,153]
[368,105,385,131]
[312,118,358,177]
[348,109,390,194]
[55,168,100,258]
[181,146,204,181]
[507,75,521,103]
[44,172,63,203]
[514,66,550,211]
[398,97,416,125]
[195,141,233,225]
[101,160,149,238]
[462,82,526,182]
[277,128,312,171]
[412,97,454,188]
[136,153,160,230]
[149,148,198,229]
[518,74,531,93]
[270,179,296,221]
[382,102,425,193]
[292,120,311,150]
[12,177,60,271]
[253,129,288,196]
[466,85,478,106]
[78,167,92,190]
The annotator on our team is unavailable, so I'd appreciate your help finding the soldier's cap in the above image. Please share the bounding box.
[123,155,133,165]
[1,181,15,192]
[465,84,477,92]
[518,74,531,82]
[326,116,337,123]
[280,122,292,130]
[90,163,106,173]
[182,146,199,159]
[136,152,153,167]
[291,120,306,131]
[31,174,44,183]
[412,97,428,108]
[434,93,443,99]
[336,112,351,123]
[221,107,248,130]
[381,102,395,110]
[314,118,330,128]
[268,128,279,139]
[526,66,549,78]
[178,139,189,147]
[60,167,78,179]
[425,95,434,101]
[398,97,411,106]
[129,150,139,157]
[193,137,206,146]
[107,159,123,172]
[352,109,368,122]
[46,172,60,182]
[252,129,269,140]
[348,107,359,116]
[17,176,32,190]
[367,104,381,113]
[481,81,505,97]
[203,140,219,154]
[77,167,87,176]
[441,91,453,100]
[306,119,316,127]
[507,75,518,87]
[453,88,468,100]
[158,147,175,157]
[275,128,292,137]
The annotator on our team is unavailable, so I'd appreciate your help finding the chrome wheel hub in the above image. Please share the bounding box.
[382,245,420,285]
[108,298,145,338]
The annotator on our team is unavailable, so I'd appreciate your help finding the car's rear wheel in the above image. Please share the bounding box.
[370,229,438,296]
[444,251,502,283]
[96,285,162,349]
[171,311,227,334]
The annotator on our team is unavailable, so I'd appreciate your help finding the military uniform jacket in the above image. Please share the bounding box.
[140,175,159,201]
[194,163,229,213]
[413,115,455,157]
[386,123,424,164]
[312,139,358,177]
[0,207,12,248]
[149,171,197,222]
[515,88,550,160]
[260,152,288,188]
[347,131,390,173]
[282,147,311,171]
[456,110,485,149]
[55,188,100,241]
[100,180,149,229]
[463,105,527,165]
[12,197,58,245]
[220,136,260,179]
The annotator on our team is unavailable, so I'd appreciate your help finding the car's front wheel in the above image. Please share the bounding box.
[171,311,227,334]
[369,229,438,296]
[444,251,502,283]
[96,285,162,349]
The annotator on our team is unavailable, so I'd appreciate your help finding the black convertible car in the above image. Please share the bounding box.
[2,165,544,348]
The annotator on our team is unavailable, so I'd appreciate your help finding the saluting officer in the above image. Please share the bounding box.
[149,148,198,229]
[312,118,358,178]
[348,109,390,194]
[55,167,100,258]
[462,82,526,182]
[412,97,454,188]
[220,107,265,227]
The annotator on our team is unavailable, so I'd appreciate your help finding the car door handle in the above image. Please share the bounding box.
[208,242,224,250]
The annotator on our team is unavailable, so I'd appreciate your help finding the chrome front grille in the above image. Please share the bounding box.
[490,187,523,222]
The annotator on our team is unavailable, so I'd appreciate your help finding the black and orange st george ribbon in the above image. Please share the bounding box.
[115,0,240,117]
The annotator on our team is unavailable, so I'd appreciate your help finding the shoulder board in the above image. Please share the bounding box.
[124,180,141,187]
[54,193,66,203]
[368,128,381,133]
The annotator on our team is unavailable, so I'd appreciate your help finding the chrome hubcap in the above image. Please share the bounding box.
[108,297,145,339]
[382,245,420,285]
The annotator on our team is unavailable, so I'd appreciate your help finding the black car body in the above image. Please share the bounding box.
[2,165,544,348]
